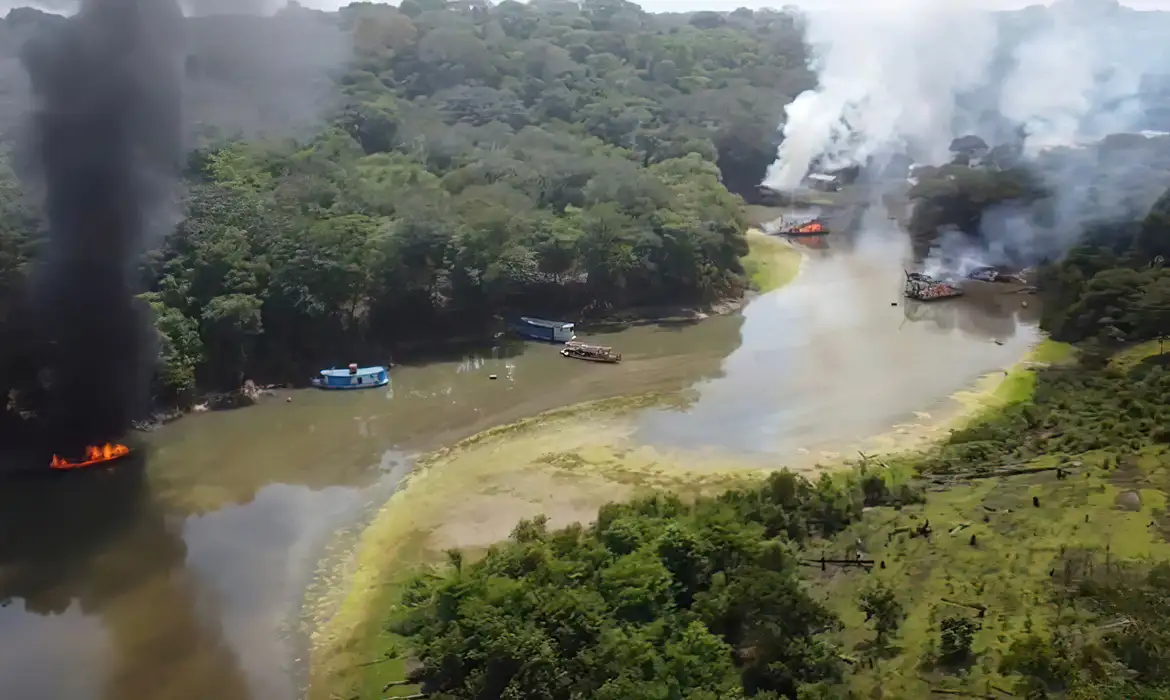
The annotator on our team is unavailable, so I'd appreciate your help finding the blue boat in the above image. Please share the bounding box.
[510,316,576,343]
[311,364,389,390]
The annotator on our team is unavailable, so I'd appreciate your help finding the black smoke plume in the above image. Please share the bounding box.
[21,0,183,455]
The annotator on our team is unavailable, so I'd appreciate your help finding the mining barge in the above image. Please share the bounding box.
[904,271,964,301]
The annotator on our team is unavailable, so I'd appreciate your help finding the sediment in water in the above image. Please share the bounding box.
[306,256,1046,699]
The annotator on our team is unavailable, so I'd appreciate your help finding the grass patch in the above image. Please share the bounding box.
[310,529,434,700]
[992,339,1076,405]
[820,446,1170,696]
[742,229,803,293]
[1110,338,1169,374]
[1030,337,1077,365]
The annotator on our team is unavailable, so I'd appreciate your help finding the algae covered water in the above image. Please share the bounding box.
[0,234,1038,700]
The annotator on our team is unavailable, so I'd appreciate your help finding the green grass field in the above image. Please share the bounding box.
[816,447,1170,696]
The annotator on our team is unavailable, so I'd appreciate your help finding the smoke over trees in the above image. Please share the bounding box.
[21,0,184,453]
[768,0,1170,276]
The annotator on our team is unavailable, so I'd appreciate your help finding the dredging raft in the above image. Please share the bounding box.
[903,271,964,301]
[561,341,622,363]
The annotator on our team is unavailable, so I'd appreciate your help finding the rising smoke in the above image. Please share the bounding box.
[766,0,1170,276]
[21,0,184,453]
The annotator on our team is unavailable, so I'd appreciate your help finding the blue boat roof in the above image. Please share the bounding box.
[319,366,386,378]
[520,317,574,329]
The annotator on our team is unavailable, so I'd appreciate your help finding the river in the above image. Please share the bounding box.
[0,228,1039,700]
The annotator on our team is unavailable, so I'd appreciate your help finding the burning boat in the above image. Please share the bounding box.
[966,266,1026,284]
[770,218,829,236]
[762,212,830,237]
[904,271,964,301]
[50,442,131,470]
[783,219,829,236]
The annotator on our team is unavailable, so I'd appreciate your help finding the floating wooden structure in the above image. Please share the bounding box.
[562,341,621,363]
[510,316,576,343]
[904,271,963,301]
[966,266,1026,284]
[311,364,389,390]
[50,443,132,470]
[761,213,830,237]
[784,219,829,236]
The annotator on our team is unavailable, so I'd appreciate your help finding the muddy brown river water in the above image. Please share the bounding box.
[0,228,1040,700]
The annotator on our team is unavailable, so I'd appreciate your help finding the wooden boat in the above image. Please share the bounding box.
[510,316,576,343]
[312,363,389,389]
[904,271,963,301]
[561,341,621,363]
[764,215,830,236]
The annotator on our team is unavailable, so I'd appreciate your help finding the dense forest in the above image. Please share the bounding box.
[0,1,813,408]
[1,1,1169,696]
[386,180,1170,698]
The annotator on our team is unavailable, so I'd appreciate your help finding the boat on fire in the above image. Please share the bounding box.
[763,214,830,237]
[904,271,964,301]
[561,341,622,363]
[312,363,389,390]
[49,442,132,470]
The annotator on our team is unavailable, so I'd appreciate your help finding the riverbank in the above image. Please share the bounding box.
[307,334,1049,699]
[855,338,1075,459]
[309,319,1170,699]
[741,227,805,293]
[304,230,805,699]
[133,232,799,434]
[813,339,1170,697]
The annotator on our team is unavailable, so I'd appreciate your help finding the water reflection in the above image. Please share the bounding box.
[0,301,749,700]
[0,459,252,700]
[0,452,377,700]
[900,285,1040,337]
[634,235,1041,457]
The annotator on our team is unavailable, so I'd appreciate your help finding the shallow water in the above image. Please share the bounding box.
[0,229,1040,700]
[635,230,1041,458]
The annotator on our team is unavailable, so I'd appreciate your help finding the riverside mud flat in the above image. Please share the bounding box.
[0,235,784,700]
[0,229,1036,700]
[311,228,1045,699]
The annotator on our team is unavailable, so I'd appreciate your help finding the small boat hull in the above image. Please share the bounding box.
[561,349,620,363]
[313,365,390,390]
[311,376,389,390]
[510,317,576,343]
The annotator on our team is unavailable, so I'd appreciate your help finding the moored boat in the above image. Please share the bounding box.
[311,363,389,389]
[510,316,576,343]
[561,341,621,363]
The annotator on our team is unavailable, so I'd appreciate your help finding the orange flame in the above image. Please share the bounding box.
[50,443,130,470]
[789,220,826,234]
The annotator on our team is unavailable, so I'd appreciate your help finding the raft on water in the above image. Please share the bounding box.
[510,316,576,343]
[904,271,964,301]
[561,341,622,363]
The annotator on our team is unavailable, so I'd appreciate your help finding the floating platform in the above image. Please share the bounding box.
[562,341,621,363]
[763,215,830,236]
[510,317,576,343]
[781,219,829,236]
[904,271,964,301]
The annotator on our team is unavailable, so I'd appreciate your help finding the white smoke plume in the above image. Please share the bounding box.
[766,0,999,190]
[768,0,1170,278]
[767,0,1170,188]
